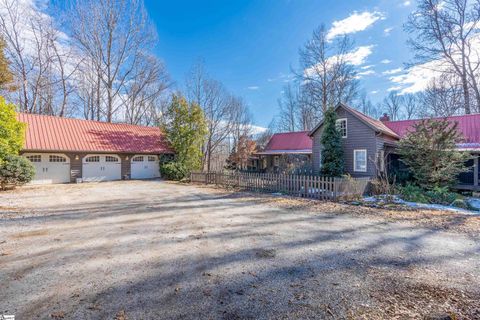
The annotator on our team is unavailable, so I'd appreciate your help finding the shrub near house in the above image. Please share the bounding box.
[0,97,34,190]
[397,119,472,208]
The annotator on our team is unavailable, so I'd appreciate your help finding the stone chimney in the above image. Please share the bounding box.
[379,113,390,122]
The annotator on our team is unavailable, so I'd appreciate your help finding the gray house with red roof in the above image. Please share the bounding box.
[258,103,479,191]
[255,131,313,173]
[308,103,480,191]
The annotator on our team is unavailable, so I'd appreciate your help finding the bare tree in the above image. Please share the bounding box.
[277,83,299,132]
[403,94,420,119]
[186,62,240,171]
[122,54,170,125]
[357,91,381,119]
[68,0,155,122]
[296,25,359,119]
[382,91,404,121]
[405,0,480,114]
[418,74,464,116]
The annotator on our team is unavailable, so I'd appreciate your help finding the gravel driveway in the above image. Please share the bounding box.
[1,180,479,319]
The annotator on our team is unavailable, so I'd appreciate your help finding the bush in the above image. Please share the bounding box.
[160,161,189,181]
[399,183,429,203]
[451,199,470,210]
[0,154,35,190]
[424,186,458,205]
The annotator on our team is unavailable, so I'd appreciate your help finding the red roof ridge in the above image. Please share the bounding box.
[17,112,161,131]
[385,112,480,124]
[273,130,310,135]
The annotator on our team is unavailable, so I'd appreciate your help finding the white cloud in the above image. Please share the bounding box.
[267,73,294,83]
[382,68,403,75]
[388,33,480,94]
[370,90,379,94]
[387,86,403,92]
[327,11,385,41]
[357,70,375,77]
[247,86,260,90]
[361,65,374,70]
[384,27,394,36]
[388,60,447,94]
[341,45,374,65]
[380,59,392,64]
[403,1,411,6]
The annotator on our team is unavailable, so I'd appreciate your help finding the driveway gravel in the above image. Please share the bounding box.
[0,180,479,319]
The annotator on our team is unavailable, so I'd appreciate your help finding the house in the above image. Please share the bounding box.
[18,113,173,184]
[255,131,312,173]
[308,103,480,191]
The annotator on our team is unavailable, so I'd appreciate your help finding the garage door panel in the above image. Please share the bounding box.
[82,154,121,182]
[24,153,71,184]
[131,155,160,179]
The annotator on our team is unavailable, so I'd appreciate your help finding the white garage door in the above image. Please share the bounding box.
[82,154,121,182]
[130,155,160,179]
[24,153,71,184]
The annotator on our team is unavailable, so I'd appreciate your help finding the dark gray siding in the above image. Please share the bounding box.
[312,106,380,177]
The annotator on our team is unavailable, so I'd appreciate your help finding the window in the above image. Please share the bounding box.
[354,149,367,172]
[105,156,118,162]
[26,155,41,163]
[133,156,144,162]
[148,156,157,162]
[49,155,67,162]
[86,156,100,162]
[273,156,279,167]
[336,118,347,138]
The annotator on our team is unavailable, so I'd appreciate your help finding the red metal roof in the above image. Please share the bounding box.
[18,113,173,154]
[384,114,480,147]
[261,131,312,154]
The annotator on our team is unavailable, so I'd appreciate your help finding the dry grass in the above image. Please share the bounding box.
[188,182,480,235]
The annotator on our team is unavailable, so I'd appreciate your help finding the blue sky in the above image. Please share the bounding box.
[146,0,416,127]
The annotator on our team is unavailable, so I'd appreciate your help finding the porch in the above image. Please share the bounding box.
[456,154,480,192]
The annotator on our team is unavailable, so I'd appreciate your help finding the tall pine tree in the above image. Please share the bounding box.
[320,108,344,176]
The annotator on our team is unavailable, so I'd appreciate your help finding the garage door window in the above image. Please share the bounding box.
[49,155,67,162]
[148,156,156,162]
[26,155,41,162]
[133,156,144,162]
[105,156,118,162]
[86,156,100,162]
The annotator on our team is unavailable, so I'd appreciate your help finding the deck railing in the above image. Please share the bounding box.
[190,171,370,201]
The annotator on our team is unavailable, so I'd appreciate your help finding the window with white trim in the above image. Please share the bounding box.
[133,156,144,162]
[336,118,347,138]
[26,155,41,163]
[86,156,100,162]
[354,149,367,172]
[148,156,156,162]
[105,156,118,162]
[49,155,67,162]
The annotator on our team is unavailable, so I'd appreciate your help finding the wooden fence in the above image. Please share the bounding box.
[190,171,370,201]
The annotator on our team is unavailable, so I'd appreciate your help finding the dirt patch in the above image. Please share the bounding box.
[11,229,50,239]
[191,184,480,235]
[358,275,480,319]
[1,181,479,319]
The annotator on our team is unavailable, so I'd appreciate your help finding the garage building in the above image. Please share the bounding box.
[18,113,173,184]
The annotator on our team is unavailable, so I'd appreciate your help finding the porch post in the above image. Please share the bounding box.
[474,154,479,187]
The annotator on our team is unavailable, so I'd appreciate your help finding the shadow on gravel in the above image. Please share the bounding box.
[2,186,480,319]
